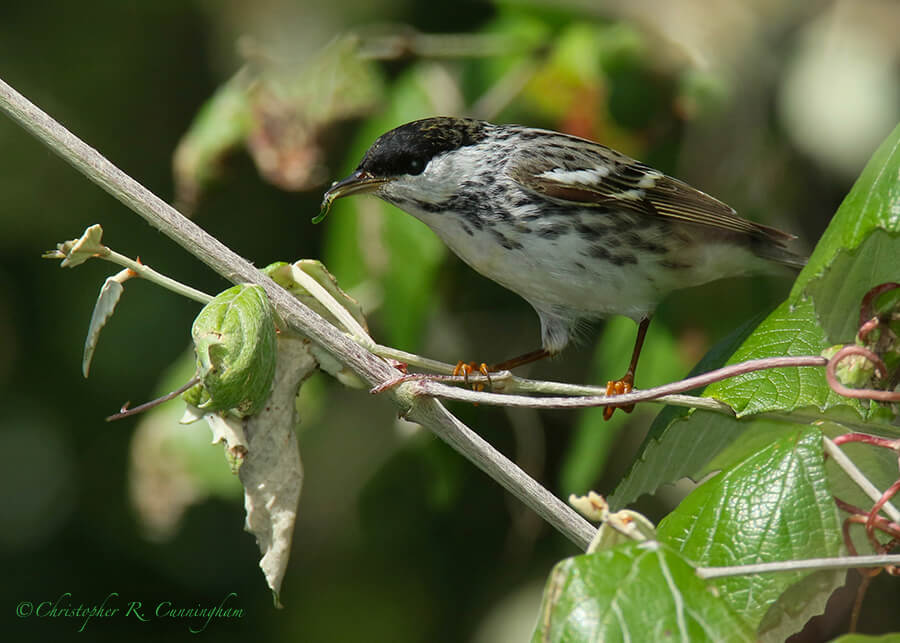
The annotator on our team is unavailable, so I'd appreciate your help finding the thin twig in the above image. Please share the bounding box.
[106,376,201,421]
[696,554,900,579]
[0,75,596,551]
[104,248,213,304]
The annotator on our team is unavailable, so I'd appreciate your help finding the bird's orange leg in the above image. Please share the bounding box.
[488,348,550,372]
[603,316,651,421]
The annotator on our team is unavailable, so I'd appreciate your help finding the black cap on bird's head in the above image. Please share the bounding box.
[316,117,486,221]
[357,117,487,178]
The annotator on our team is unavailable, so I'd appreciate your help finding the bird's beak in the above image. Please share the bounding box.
[315,170,393,223]
[324,170,391,202]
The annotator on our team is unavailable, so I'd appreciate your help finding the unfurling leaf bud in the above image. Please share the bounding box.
[186,284,277,416]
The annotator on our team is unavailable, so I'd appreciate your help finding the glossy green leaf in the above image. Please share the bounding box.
[608,411,790,511]
[532,541,754,643]
[704,296,857,417]
[704,122,900,420]
[657,428,842,628]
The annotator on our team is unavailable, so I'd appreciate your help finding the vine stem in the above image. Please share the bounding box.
[0,76,598,549]
[381,355,829,409]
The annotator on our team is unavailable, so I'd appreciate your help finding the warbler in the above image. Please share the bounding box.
[320,117,804,416]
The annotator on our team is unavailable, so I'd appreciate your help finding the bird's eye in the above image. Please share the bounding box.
[407,158,425,175]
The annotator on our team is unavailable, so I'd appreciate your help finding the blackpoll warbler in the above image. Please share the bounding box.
[320,117,804,416]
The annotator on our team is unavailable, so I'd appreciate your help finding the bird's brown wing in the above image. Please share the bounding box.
[507,136,796,245]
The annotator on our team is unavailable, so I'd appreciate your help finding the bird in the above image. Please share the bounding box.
[319,117,804,418]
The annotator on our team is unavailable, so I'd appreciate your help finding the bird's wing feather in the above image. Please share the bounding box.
[506,135,796,244]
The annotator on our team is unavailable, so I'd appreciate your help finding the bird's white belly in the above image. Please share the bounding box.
[417,209,662,322]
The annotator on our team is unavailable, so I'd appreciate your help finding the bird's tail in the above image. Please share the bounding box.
[753,243,807,269]
[747,221,807,270]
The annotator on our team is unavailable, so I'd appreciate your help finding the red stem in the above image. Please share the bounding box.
[832,433,900,450]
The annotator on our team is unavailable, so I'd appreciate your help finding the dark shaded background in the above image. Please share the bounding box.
[2,1,898,641]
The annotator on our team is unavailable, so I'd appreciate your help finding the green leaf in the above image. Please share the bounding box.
[657,428,842,628]
[263,260,368,388]
[45,223,107,268]
[381,203,445,348]
[756,569,844,643]
[704,296,857,417]
[187,284,277,416]
[704,122,900,421]
[82,273,125,378]
[609,411,791,511]
[532,541,754,643]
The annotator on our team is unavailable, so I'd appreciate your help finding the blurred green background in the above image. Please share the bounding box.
[2,0,898,640]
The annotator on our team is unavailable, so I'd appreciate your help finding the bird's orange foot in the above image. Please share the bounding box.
[453,361,491,392]
[603,375,635,421]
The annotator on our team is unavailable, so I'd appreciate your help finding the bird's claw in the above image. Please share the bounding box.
[453,361,492,391]
[603,375,635,420]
